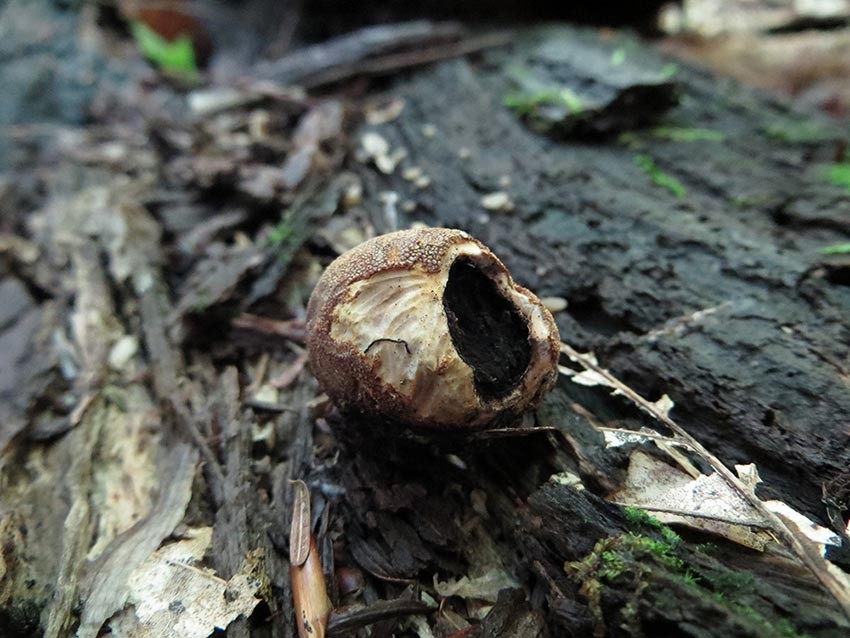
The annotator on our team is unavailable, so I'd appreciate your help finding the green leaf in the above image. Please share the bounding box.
[130,21,199,79]
[819,242,850,255]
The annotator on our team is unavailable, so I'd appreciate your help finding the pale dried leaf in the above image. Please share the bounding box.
[479,192,513,211]
[735,463,762,493]
[77,445,198,638]
[549,471,584,489]
[365,97,405,125]
[408,615,437,638]
[107,527,260,638]
[376,148,407,175]
[292,101,343,149]
[188,88,257,115]
[360,132,389,157]
[567,369,615,388]
[652,394,675,418]
[559,345,599,367]
[433,569,518,602]
[107,335,139,371]
[540,296,568,313]
[765,500,841,550]
[358,132,406,174]
[825,562,850,605]
[613,451,774,550]
[660,0,850,36]
[603,429,652,448]
[252,385,279,405]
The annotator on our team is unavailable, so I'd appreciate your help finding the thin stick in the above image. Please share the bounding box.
[597,426,696,449]
[255,21,465,85]
[302,32,513,88]
[615,503,774,530]
[560,341,850,621]
[327,599,433,635]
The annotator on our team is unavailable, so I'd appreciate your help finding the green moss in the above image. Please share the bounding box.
[732,195,758,209]
[720,597,810,638]
[624,507,682,548]
[610,48,626,67]
[651,127,725,142]
[566,527,811,638]
[567,531,683,586]
[268,220,294,246]
[268,207,302,259]
[763,119,832,144]
[827,162,850,192]
[635,154,687,198]
[702,567,756,594]
[624,505,653,525]
[599,550,627,580]
[661,63,679,79]
[504,87,584,116]
[682,569,699,586]
[618,127,725,149]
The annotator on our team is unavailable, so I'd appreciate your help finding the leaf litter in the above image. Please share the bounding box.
[107,527,261,638]
[559,341,850,617]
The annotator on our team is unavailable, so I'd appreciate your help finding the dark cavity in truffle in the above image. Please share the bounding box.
[442,258,531,401]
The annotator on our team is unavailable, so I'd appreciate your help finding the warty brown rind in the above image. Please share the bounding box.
[305,227,560,429]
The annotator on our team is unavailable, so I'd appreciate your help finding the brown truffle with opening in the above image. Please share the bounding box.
[306,227,560,429]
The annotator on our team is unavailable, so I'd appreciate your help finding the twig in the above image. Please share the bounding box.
[243,399,299,414]
[597,426,695,449]
[466,425,559,440]
[616,503,774,530]
[301,31,513,89]
[560,341,850,621]
[327,599,433,635]
[254,21,465,86]
[140,287,226,508]
[231,313,306,343]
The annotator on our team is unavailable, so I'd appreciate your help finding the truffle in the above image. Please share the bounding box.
[306,227,560,429]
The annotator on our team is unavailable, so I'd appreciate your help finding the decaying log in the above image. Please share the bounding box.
[1,5,849,637]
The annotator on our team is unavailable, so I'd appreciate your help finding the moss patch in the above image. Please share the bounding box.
[566,510,811,638]
[827,162,850,193]
[504,87,584,116]
[763,119,833,144]
[651,127,725,143]
[635,154,687,199]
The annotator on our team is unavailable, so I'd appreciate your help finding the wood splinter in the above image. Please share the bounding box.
[289,480,434,636]
[290,480,332,638]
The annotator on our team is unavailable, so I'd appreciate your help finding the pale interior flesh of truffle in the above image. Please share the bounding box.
[330,243,482,423]
[328,242,550,425]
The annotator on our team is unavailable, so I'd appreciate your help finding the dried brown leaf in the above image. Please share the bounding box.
[290,480,311,567]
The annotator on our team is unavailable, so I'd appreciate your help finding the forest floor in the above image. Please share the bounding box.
[1,1,850,637]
